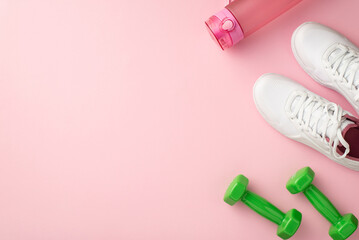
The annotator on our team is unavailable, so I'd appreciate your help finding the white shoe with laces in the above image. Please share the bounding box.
[253,73,359,171]
[292,22,359,114]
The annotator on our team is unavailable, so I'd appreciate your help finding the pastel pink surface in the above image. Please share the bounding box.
[1,0,359,240]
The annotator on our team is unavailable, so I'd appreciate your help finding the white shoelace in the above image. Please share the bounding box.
[286,91,350,159]
[324,43,359,101]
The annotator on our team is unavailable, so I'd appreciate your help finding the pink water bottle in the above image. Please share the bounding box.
[205,0,304,50]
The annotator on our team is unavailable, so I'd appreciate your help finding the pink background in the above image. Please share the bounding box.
[1,0,359,239]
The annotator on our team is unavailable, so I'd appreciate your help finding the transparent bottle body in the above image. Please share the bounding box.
[226,0,303,37]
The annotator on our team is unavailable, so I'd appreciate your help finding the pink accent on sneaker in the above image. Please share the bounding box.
[344,114,359,124]
[337,115,359,161]
[342,123,358,137]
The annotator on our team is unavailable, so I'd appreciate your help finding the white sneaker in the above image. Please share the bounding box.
[253,73,359,170]
[292,22,359,114]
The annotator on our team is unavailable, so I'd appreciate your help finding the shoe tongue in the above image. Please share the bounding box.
[290,95,353,138]
[328,47,359,87]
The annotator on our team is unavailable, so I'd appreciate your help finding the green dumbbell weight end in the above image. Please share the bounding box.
[287,167,358,240]
[224,175,302,239]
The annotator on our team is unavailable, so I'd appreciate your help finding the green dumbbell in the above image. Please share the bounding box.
[224,175,302,239]
[286,167,358,240]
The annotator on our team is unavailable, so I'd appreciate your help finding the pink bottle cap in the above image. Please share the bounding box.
[205,8,244,50]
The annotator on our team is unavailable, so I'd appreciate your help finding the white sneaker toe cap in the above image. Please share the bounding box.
[292,22,351,70]
[253,73,304,137]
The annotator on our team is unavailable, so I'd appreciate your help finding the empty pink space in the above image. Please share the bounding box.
[1,0,359,239]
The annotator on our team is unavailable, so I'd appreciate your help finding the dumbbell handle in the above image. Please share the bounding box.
[241,191,285,225]
[303,184,342,225]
